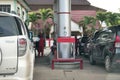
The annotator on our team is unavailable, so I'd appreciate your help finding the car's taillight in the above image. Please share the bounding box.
[18,38,27,56]
[115,36,120,48]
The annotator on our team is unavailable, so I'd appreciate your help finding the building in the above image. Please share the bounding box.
[26,0,106,37]
[26,0,105,11]
[0,0,30,21]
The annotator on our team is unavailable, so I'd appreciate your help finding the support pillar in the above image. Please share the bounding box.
[58,0,71,58]
[53,0,59,40]
[52,0,83,70]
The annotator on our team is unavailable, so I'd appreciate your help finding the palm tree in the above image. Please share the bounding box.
[39,8,53,34]
[79,16,96,37]
[96,12,120,27]
[38,8,53,46]
[105,12,120,26]
[96,11,107,27]
[79,12,120,37]
[28,12,39,35]
[29,12,39,25]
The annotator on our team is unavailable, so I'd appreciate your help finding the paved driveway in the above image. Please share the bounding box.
[33,48,120,80]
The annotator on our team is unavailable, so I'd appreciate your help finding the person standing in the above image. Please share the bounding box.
[38,32,45,57]
[75,36,78,56]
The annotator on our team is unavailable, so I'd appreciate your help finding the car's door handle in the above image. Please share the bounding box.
[0,48,2,65]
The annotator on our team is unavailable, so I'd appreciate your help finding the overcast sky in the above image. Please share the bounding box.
[87,0,120,13]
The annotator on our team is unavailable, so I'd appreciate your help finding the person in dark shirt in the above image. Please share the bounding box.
[75,36,79,56]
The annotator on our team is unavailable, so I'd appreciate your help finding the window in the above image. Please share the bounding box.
[22,11,24,20]
[97,31,108,42]
[93,31,101,41]
[97,29,115,42]
[15,18,24,35]
[0,16,19,37]
[0,5,11,13]
[17,7,20,16]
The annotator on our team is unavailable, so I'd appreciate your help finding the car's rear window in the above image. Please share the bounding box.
[116,27,120,36]
[107,26,120,38]
[116,26,120,36]
[0,16,21,37]
[117,31,120,36]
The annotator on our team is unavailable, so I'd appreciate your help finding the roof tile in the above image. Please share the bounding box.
[71,10,96,23]
[26,0,90,5]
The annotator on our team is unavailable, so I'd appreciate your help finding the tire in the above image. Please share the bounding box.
[89,54,96,65]
[105,56,112,72]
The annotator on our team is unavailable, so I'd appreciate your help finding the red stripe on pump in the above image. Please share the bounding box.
[57,37,75,43]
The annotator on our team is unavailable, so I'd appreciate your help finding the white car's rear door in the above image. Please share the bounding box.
[0,36,18,74]
[0,15,18,74]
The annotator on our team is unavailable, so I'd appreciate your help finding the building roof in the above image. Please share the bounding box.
[26,0,90,5]
[18,0,31,11]
[36,10,97,27]
[71,10,96,23]
[25,0,106,12]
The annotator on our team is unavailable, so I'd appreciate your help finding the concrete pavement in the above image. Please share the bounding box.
[33,47,120,80]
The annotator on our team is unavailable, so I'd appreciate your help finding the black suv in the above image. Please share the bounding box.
[89,25,120,72]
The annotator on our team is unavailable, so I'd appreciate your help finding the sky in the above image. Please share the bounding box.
[87,0,120,13]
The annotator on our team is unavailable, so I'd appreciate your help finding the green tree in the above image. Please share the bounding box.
[28,12,39,35]
[96,11,107,27]
[38,8,53,46]
[79,16,96,37]
[105,12,120,26]
[39,8,53,45]
[96,11,120,27]
[79,12,120,37]
[28,12,39,25]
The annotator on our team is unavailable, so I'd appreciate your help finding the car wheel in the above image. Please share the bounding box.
[89,54,96,65]
[105,56,112,72]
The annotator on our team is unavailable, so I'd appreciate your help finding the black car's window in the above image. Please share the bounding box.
[0,16,20,37]
[97,29,115,42]
[107,29,116,41]
[93,31,101,40]
[117,31,120,36]
[98,31,108,41]
[109,26,118,38]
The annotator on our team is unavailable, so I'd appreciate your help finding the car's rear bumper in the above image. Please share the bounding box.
[0,53,35,80]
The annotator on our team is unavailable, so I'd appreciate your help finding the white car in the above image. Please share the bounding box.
[0,12,35,80]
